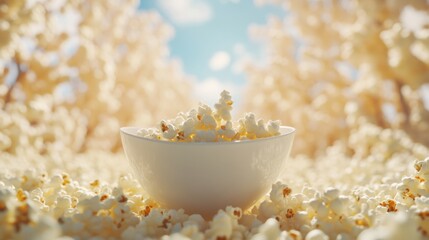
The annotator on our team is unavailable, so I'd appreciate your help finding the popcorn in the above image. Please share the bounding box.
[305,229,329,240]
[358,212,420,240]
[330,197,349,216]
[214,90,233,121]
[201,115,217,130]
[137,128,161,140]
[137,91,282,142]
[161,123,178,140]
[324,188,340,201]
[1,0,429,239]
[252,218,282,240]
[194,130,217,142]
[206,210,234,239]
[243,113,257,132]
[1,152,429,239]
[179,224,205,240]
[198,104,213,117]
[217,121,236,140]
[267,120,281,136]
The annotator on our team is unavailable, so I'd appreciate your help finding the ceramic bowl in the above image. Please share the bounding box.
[120,126,295,217]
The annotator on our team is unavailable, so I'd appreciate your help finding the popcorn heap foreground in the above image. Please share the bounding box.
[1,132,429,239]
[1,0,429,239]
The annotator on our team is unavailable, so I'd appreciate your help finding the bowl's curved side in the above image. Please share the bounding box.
[120,126,295,216]
[120,127,140,136]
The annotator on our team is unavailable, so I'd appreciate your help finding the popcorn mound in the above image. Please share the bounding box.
[137,90,281,142]
[1,128,429,239]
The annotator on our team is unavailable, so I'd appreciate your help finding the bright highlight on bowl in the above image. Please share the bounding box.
[120,91,295,216]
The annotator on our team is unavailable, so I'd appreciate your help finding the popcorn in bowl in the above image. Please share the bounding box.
[137,90,281,142]
[120,92,295,216]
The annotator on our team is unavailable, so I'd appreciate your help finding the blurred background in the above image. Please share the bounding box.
[1,0,428,173]
[2,2,429,239]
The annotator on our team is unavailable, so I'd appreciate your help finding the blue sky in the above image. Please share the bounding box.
[139,0,284,104]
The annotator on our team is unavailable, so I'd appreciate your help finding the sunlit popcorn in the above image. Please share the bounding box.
[206,209,235,239]
[251,218,282,239]
[137,128,161,140]
[305,229,329,240]
[217,121,236,140]
[267,120,281,135]
[194,130,217,142]
[161,122,178,140]
[1,0,429,239]
[2,153,429,239]
[201,115,217,130]
[137,90,282,142]
[214,90,233,121]
[358,211,420,240]
[178,225,205,240]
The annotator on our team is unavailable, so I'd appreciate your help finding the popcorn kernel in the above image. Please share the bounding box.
[283,187,292,197]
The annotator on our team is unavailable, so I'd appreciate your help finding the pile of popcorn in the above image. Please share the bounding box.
[1,92,429,239]
[1,143,429,239]
[137,90,281,142]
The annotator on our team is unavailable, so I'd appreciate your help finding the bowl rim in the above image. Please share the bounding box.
[120,126,295,146]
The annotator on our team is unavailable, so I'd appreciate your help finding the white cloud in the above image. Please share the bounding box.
[158,0,212,25]
[193,78,242,107]
[233,43,245,55]
[231,43,252,74]
[209,51,231,71]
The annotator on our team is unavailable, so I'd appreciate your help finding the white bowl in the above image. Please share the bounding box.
[120,126,295,217]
